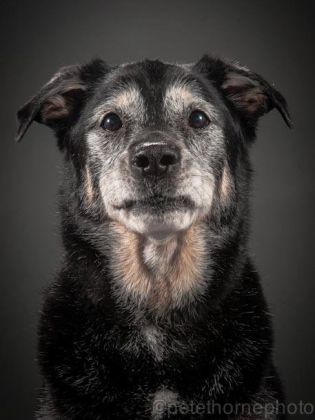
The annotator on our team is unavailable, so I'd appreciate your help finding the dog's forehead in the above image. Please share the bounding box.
[87,60,219,127]
[101,60,206,111]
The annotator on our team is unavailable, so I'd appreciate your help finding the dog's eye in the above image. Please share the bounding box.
[188,110,210,129]
[101,113,122,131]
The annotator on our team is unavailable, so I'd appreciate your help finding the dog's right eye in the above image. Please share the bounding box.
[188,110,210,129]
[101,113,122,131]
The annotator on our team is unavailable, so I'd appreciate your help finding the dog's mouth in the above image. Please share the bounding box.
[114,194,195,213]
[110,194,201,240]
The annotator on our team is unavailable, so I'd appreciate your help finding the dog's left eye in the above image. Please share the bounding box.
[188,110,210,129]
[101,113,122,131]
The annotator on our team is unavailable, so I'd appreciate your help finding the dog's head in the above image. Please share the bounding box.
[16,56,291,240]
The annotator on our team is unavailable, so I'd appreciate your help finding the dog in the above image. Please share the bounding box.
[16,55,291,419]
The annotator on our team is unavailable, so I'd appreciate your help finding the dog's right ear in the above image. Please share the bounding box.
[16,59,107,142]
[193,55,292,129]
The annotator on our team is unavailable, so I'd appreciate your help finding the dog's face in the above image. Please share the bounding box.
[16,56,291,239]
[85,62,225,239]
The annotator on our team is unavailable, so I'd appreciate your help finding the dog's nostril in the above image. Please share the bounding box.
[135,154,150,169]
[160,153,177,167]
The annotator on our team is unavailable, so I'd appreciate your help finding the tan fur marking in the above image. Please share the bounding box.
[110,221,207,313]
[89,85,144,126]
[112,86,143,109]
[110,223,151,302]
[164,84,196,112]
[164,82,218,123]
[84,166,94,205]
[220,163,232,203]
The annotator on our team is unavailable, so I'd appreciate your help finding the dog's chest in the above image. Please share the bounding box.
[142,325,167,362]
[121,322,186,363]
[110,221,208,314]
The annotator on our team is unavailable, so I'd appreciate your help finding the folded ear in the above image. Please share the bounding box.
[194,55,292,128]
[16,59,107,142]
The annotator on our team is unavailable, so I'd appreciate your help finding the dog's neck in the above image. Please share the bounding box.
[108,221,209,316]
[61,164,248,317]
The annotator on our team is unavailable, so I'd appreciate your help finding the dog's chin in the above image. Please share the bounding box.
[109,202,200,241]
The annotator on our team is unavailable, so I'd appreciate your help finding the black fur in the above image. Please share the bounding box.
[16,55,291,419]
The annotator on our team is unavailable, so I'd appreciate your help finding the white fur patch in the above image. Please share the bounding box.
[142,325,165,362]
[151,388,179,419]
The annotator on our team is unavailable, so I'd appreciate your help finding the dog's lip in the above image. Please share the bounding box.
[113,195,195,211]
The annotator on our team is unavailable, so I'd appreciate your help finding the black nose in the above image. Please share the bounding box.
[130,142,181,177]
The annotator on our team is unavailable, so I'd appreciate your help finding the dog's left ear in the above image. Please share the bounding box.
[194,55,292,128]
[16,59,107,142]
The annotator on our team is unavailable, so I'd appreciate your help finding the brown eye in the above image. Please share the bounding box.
[188,110,210,129]
[101,112,122,131]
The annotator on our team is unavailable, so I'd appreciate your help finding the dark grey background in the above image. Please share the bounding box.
[1,0,314,418]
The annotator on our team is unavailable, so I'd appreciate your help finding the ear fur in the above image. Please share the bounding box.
[16,59,107,142]
[194,55,292,128]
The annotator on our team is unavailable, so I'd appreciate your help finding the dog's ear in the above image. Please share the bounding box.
[194,55,292,128]
[16,59,107,142]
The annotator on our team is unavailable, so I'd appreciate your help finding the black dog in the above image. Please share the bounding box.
[16,55,291,419]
